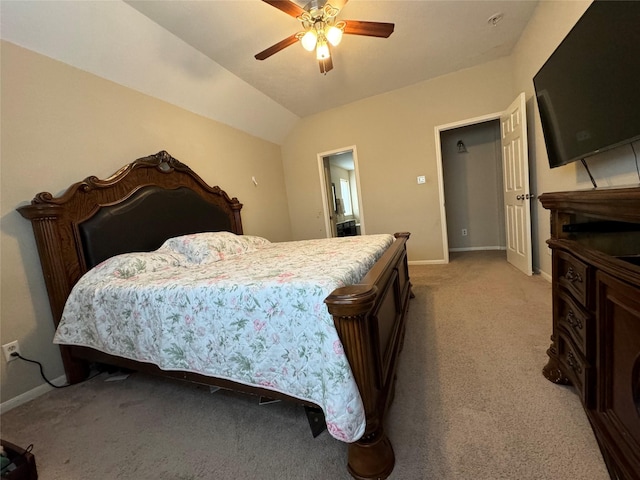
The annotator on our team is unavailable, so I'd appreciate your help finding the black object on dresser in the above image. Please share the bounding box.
[540,187,640,480]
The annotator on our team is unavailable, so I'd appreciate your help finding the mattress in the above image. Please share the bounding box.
[55,232,395,442]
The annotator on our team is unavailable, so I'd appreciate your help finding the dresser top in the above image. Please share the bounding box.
[539,186,640,223]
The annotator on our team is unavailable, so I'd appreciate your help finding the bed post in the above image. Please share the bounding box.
[325,232,411,480]
[17,202,91,383]
[327,284,395,480]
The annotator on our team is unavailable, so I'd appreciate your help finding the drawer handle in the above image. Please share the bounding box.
[566,351,583,375]
[565,267,583,284]
[566,309,583,331]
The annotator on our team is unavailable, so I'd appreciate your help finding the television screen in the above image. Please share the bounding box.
[533,0,640,168]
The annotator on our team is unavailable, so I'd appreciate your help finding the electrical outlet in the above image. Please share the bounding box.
[2,341,20,363]
[462,228,468,236]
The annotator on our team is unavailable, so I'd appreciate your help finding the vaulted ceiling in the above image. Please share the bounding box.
[126,1,539,117]
[1,1,540,144]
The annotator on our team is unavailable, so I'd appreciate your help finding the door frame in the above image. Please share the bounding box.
[317,145,365,238]
[434,111,504,264]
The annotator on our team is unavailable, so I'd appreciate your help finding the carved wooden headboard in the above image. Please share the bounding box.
[18,151,243,330]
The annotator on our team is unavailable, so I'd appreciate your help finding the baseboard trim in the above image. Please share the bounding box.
[408,248,508,265]
[0,375,66,414]
[449,246,506,252]
[538,270,552,283]
[408,259,448,266]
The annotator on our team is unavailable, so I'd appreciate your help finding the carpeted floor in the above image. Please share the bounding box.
[0,251,609,479]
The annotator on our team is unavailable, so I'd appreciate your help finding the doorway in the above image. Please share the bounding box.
[441,121,506,254]
[434,93,533,275]
[317,146,364,238]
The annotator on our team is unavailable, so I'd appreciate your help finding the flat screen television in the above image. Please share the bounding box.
[533,0,640,169]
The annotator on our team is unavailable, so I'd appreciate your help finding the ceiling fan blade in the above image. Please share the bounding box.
[255,34,299,60]
[343,20,395,38]
[261,0,306,18]
[319,56,333,74]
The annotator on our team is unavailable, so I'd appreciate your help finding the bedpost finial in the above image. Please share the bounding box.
[32,191,55,204]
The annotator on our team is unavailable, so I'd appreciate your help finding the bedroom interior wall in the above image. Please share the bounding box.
[0,41,292,404]
[509,0,640,278]
[0,0,298,146]
[281,57,515,262]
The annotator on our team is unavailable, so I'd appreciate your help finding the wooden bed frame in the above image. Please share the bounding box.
[18,151,412,480]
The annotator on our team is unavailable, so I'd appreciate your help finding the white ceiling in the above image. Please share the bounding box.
[126,0,539,118]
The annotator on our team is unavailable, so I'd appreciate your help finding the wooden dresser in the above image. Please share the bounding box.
[539,187,640,480]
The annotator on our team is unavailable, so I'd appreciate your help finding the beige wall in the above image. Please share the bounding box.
[0,41,291,403]
[511,0,592,277]
[510,0,640,277]
[283,0,640,273]
[281,57,515,262]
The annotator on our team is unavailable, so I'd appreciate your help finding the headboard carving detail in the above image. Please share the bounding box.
[18,150,243,330]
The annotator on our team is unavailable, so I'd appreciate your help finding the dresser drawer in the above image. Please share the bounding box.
[557,332,592,406]
[555,288,592,357]
[556,250,591,308]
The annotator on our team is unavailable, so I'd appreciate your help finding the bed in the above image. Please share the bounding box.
[18,151,413,480]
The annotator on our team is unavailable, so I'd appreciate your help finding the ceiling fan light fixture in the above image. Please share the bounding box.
[316,39,330,60]
[326,24,344,46]
[256,0,395,75]
[301,29,318,51]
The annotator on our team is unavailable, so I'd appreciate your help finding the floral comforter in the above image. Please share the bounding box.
[54,231,395,442]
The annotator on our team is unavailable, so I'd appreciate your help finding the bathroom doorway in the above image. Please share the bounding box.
[317,146,364,238]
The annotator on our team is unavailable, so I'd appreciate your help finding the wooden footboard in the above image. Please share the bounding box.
[326,232,412,480]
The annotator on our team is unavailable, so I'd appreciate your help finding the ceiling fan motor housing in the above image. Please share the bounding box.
[304,0,330,16]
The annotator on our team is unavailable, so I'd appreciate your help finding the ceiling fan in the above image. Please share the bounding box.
[255,0,395,74]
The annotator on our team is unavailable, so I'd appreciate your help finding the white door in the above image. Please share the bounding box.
[501,92,533,275]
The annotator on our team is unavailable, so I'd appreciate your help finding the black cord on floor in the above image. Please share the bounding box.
[11,352,69,388]
[11,352,101,388]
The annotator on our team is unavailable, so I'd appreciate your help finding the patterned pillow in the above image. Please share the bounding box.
[92,252,185,279]
[159,231,270,264]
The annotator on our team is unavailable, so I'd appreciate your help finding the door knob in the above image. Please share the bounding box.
[516,194,524,200]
